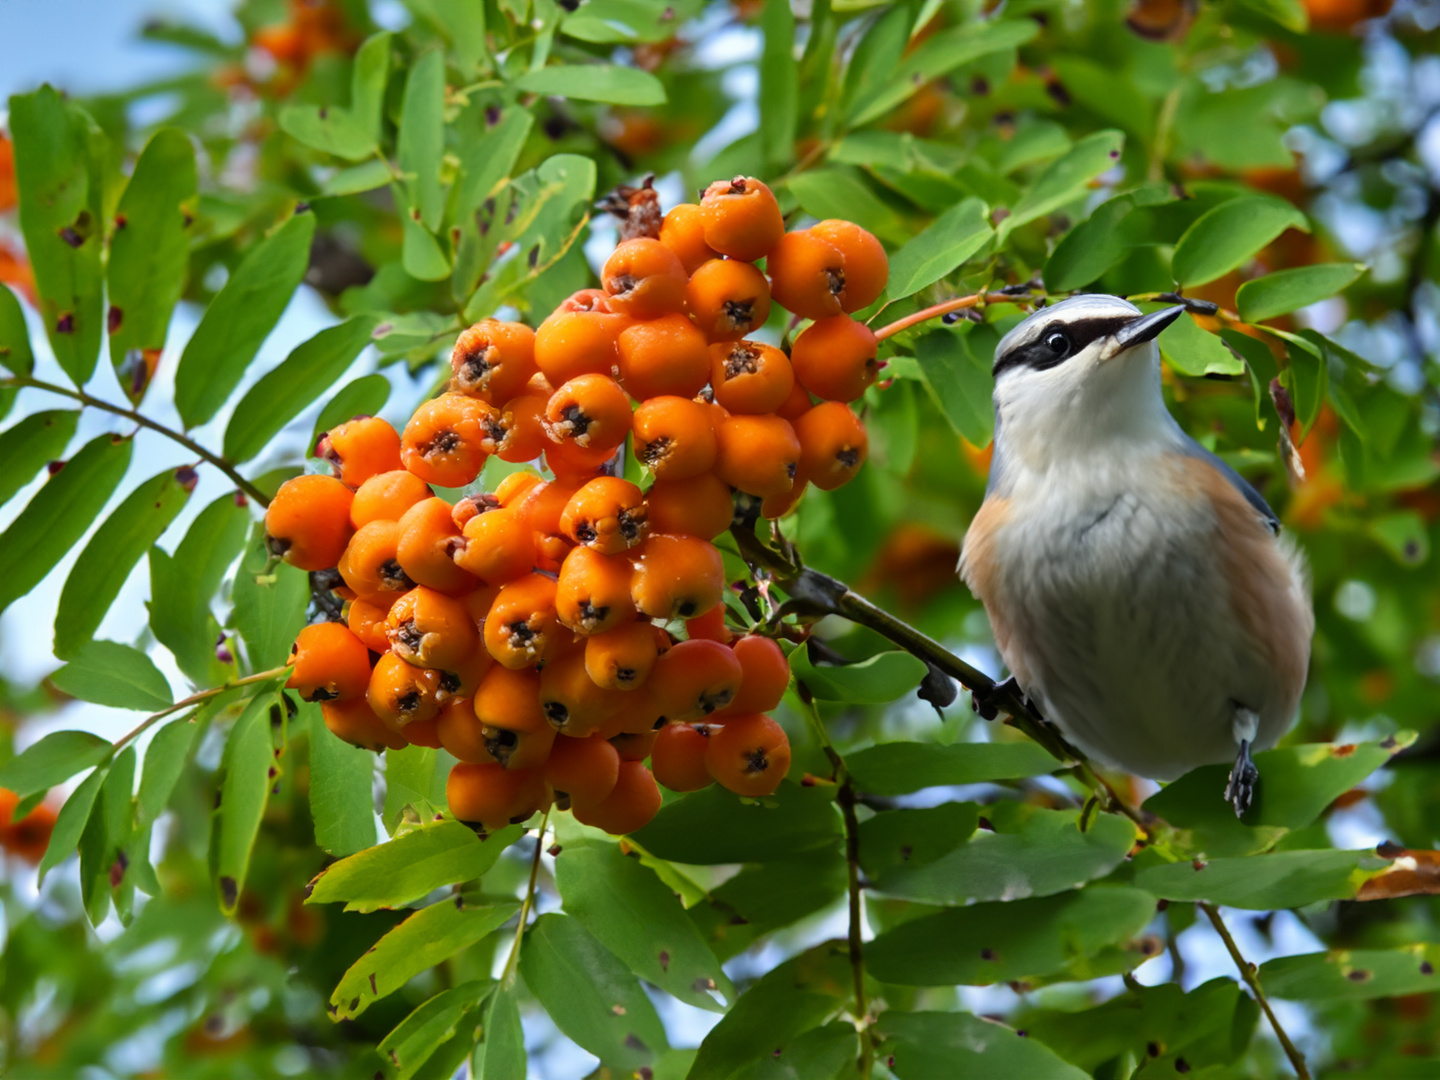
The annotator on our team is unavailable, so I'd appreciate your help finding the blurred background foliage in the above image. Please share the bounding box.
[2,0,1440,1077]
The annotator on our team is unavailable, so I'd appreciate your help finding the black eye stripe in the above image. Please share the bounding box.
[993,314,1137,377]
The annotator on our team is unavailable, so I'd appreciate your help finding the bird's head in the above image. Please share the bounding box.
[987,294,1187,482]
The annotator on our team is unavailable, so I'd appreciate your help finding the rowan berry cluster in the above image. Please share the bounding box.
[263,176,885,836]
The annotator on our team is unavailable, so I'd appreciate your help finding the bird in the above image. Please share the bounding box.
[958,294,1313,816]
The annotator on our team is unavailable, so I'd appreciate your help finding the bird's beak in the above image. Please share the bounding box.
[1111,306,1186,352]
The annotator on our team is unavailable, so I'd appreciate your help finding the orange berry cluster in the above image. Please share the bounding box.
[263,176,885,836]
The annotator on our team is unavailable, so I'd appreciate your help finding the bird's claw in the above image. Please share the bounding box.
[971,675,1025,722]
[1224,738,1259,818]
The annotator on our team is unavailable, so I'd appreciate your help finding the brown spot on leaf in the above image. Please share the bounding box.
[1346,968,1372,982]
[369,973,377,994]
[1332,743,1357,757]
[219,876,238,908]
[659,950,670,972]
[107,306,122,333]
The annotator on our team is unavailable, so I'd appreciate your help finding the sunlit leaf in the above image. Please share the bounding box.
[997,130,1125,240]
[1171,196,1308,288]
[1262,945,1440,1001]
[1236,263,1364,322]
[1133,849,1383,909]
[886,198,991,299]
[50,639,172,711]
[305,702,378,858]
[215,694,277,914]
[0,729,111,801]
[229,529,310,672]
[791,645,928,704]
[37,760,108,883]
[380,981,490,1080]
[875,1011,1091,1078]
[846,740,1058,796]
[0,410,78,508]
[512,64,666,106]
[0,282,35,376]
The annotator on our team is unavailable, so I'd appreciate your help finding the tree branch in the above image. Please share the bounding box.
[1200,902,1311,1079]
[502,809,550,987]
[111,663,293,752]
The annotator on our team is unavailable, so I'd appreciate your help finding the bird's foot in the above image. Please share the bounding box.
[1224,739,1259,818]
[970,676,1033,722]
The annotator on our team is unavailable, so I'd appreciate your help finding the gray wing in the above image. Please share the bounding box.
[1179,435,1280,535]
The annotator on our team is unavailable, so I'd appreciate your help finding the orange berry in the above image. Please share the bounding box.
[556,545,638,635]
[648,638,744,722]
[518,477,583,537]
[447,762,550,831]
[545,734,621,807]
[714,414,800,497]
[791,315,879,402]
[811,219,888,312]
[775,379,814,423]
[265,474,354,571]
[322,697,407,752]
[608,725,660,760]
[317,416,403,488]
[651,722,718,792]
[544,374,632,454]
[698,176,784,262]
[795,401,868,491]
[437,695,496,764]
[685,258,772,341]
[709,339,795,415]
[659,202,719,274]
[538,646,627,737]
[437,647,494,707]
[534,308,629,386]
[450,319,537,404]
[719,635,789,715]
[495,470,544,507]
[543,437,617,482]
[602,237,687,319]
[685,606,732,644]
[645,473,734,541]
[572,760,661,834]
[585,621,668,691]
[633,396,717,481]
[459,585,502,631]
[616,313,710,399]
[0,792,58,865]
[450,491,499,532]
[560,477,648,555]
[629,534,725,621]
[760,473,809,521]
[338,520,414,600]
[385,586,478,671]
[705,713,791,797]
[451,507,536,585]
[765,229,845,321]
[367,651,442,732]
[534,532,576,575]
[483,572,562,668]
[472,664,556,769]
[286,622,371,702]
[497,393,550,463]
[396,497,479,594]
[347,596,392,652]
[601,682,667,737]
[400,393,494,488]
[350,469,431,528]
[558,288,615,314]
[403,715,444,749]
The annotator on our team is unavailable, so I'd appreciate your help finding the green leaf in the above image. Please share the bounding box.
[871,802,1135,905]
[560,0,701,42]
[474,981,526,1080]
[875,1011,1089,1079]
[632,781,841,864]
[54,468,192,659]
[306,701,379,857]
[106,129,197,388]
[37,761,108,883]
[553,841,735,1011]
[0,283,35,375]
[333,899,518,1019]
[399,50,447,232]
[867,884,1156,988]
[279,103,376,161]
[229,530,310,671]
[1171,196,1309,288]
[787,167,908,246]
[136,717,198,830]
[697,853,847,960]
[451,107,534,224]
[847,740,1058,796]
[858,802,980,880]
[1236,262,1365,323]
[1369,511,1429,567]
[380,981,490,1080]
[351,30,393,137]
[851,19,1039,126]
[913,328,995,446]
[998,130,1125,241]
[758,0,798,171]
[312,373,392,449]
[1220,327,1282,430]
[80,745,135,926]
[402,214,452,281]
[1284,336,1327,438]
[1261,945,1440,1001]
[791,646,928,704]
[887,198,992,299]
[383,744,452,831]
[1133,849,1381,909]
[0,410,78,508]
[1043,187,1174,292]
[173,211,316,428]
[512,64,666,106]
[1236,0,1309,32]
[1145,734,1415,857]
[307,819,522,912]
[1157,308,1244,377]
[520,913,669,1070]
[50,640,173,711]
[0,432,133,615]
[751,1023,859,1080]
[224,315,377,462]
[149,492,251,686]
[688,945,851,1080]
[0,730,111,801]
[215,695,276,914]
[323,159,394,197]
[9,86,107,385]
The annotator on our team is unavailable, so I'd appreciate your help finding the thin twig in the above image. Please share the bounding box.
[3,375,271,506]
[1200,902,1311,1079]
[111,664,294,752]
[503,809,550,986]
[871,292,1019,342]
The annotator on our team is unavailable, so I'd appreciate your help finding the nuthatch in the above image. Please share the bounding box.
[959,295,1313,816]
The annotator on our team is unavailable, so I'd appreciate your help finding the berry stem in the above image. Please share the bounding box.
[111,663,295,753]
[502,808,550,987]
[1201,902,1311,1079]
[2,375,272,507]
[870,292,1019,342]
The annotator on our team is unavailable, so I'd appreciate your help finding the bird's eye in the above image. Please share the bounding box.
[1045,330,1070,355]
